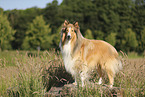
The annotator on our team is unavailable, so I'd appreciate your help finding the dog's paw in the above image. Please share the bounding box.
[109,85,113,88]
[97,77,102,85]
[72,82,77,86]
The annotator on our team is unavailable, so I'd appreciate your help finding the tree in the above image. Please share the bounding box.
[6,8,42,49]
[22,15,52,50]
[105,33,116,46]
[141,27,145,52]
[92,0,120,34]
[94,30,104,40]
[51,25,62,49]
[84,29,94,39]
[43,0,61,33]
[0,8,3,14]
[131,1,145,53]
[124,28,138,52]
[0,13,15,50]
[43,0,59,24]
[114,0,134,52]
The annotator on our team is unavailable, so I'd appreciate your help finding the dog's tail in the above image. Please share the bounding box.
[105,57,122,75]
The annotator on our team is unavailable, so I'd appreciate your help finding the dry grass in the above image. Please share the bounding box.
[0,50,144,97]
[117,58,145,96]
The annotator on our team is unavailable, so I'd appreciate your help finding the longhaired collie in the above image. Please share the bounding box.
[59,20,122,88]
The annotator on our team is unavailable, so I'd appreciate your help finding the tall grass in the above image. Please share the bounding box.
[0,51,46,96]
[115,58,145,96]
[0,50,73,96]
[0,50,144,96]
[0,51,17,66]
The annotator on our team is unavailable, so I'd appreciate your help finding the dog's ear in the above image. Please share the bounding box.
[73,21,79,29]
[62,20,69,32]
[61,33,66,43]
[63,20,69,27]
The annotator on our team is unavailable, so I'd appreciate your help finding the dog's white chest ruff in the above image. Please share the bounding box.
[62,41,76,76]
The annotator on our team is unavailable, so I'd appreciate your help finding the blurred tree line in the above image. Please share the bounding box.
[0,0,145,53]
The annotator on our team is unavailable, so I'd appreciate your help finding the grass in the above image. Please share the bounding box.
[0,50,144,96]
[127,52,144,59]
[0,51,16,66]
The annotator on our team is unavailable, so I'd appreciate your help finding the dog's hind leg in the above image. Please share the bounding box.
[107,70,114,88]
[97,65,103,85]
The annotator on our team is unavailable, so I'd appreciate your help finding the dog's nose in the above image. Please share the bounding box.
[67,35,71,40]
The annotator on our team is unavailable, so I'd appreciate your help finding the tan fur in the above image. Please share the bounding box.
[59,20,122,87]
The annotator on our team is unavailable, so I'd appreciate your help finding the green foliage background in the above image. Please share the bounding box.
[22,15,52,50]
[0,13,15,50]
[0,0,145,53]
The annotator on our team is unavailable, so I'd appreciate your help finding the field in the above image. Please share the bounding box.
[0,50,144,97]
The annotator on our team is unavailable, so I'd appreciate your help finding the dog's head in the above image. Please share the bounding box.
[61,20,79,44]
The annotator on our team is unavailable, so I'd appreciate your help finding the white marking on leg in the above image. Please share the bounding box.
[81,76,85,87]
[98,77,102,85]
[73,76,77,86]
[80,70,88,87]
[110,85,113,88]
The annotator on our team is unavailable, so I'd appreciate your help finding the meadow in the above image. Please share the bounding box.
[0,50,144,97]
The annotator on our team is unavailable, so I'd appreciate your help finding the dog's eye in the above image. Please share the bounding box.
[72,30,74,32]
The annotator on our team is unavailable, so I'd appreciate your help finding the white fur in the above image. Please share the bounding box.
[62,40,76,76]
[67,27,71,37]
[98,77,102,85]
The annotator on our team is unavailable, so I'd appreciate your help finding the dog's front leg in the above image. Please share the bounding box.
[73,76,78,86]
[80,71,88,87]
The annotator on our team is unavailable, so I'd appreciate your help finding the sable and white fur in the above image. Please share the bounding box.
[59,20,122,87]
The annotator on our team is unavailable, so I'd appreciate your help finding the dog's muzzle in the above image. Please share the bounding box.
[67,35,71,40]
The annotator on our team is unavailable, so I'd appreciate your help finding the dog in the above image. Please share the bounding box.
[59,20,122,88]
